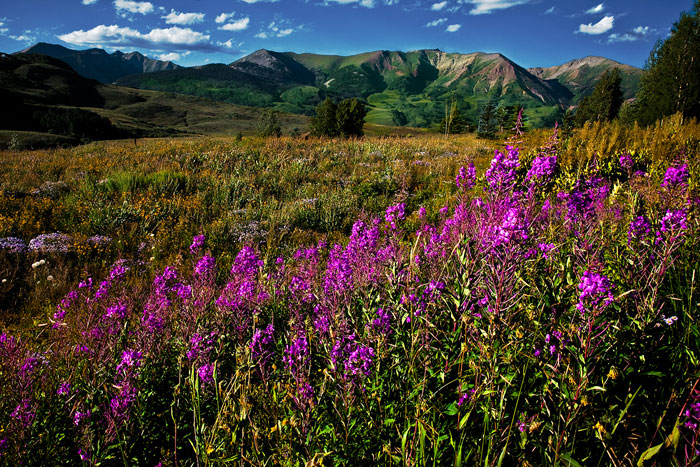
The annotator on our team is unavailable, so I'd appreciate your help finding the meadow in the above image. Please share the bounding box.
[0,114,699,465]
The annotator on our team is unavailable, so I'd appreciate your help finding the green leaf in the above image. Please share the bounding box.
[637,443,662,466]
[559,453,583,467]
[445,402,458,416]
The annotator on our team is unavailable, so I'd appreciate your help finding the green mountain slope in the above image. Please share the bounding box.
[0,53,307,147]
[33,43,642,129]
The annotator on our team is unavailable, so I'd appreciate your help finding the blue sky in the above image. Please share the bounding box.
[0,1,693,68]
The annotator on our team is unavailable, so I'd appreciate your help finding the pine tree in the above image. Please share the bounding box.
[336,98,368,137]
[477,100,497,139]
[310,98,339,137]
[574,69,623,126]
[635,1,700,125]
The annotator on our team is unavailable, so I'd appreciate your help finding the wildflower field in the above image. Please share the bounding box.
[1,115,700,465]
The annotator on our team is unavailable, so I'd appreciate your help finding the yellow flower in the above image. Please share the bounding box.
[593,421,606,434]
[607,367,620,380]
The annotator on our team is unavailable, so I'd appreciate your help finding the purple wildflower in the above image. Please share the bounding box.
[371,307,392,336]
[57,381,71,396]
[385,203,406,230]
[189,235,206,254]
[73,410,91,426]
[27,233,72,254]
[283,335,309,371]
[619,153,634,170]
[197,363,214,383]
[116,349,143,374]
[659,209,688,235]
[456,162,476,190]
[661,164,689,190]
[458,389,475,406]
[231,246,264,278]
[527,155,557,184]
[628,215,652,245]
[194,255,216,278]
[0,237,27,254]
[577,271,615,314]
[538,243,555,259]
[484,145,520,192]
[250,324,275,363]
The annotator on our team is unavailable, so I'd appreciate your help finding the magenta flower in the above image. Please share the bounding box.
[189,234,206,254]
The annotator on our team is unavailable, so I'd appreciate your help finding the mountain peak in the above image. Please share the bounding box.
[230,49,316,85]
[15,42,181,83]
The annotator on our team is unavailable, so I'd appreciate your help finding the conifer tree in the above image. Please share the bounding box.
[574,69,623,126]
[310,98,339,137]
[336,98,368,137]
[635,0,700,125]
[477,100,498,139]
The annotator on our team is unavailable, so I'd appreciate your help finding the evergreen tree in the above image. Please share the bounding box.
[336,98,368,137]
[495,104,515,132]
[635,1,700,125]
[256,109,282,137]
[477,100,497,139]
[309,98,339,137]
[574,69,623,126]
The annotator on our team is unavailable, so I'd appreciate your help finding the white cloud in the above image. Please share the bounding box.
[114,0,154,15]
[158,51,189,61]
[218,39,243,49]
[163,10,205,25]
[57,24,211,50]
[10,35,32,41]
[0,28,7,35]
[255,19,302,39]
[446,23,461,32]
[544,6,555,14]
[585,3,604,14]
[607,33,636,43]
[216,12,234,23]
[431,1,447,11]
[426,17,448,27]
[241,0,279,3]
[219,18,250,31]
[463,0,530,15]
[633,25,649,35]
[324,0,375,7]
[82,0,98,5]
[577,15,614,35]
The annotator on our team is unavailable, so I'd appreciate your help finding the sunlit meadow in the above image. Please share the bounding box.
[1,114,700,465]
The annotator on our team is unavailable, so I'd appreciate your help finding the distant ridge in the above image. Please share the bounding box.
[13,43,642,128]
[16,42,181,83]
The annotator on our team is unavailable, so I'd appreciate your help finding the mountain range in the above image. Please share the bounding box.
[114,48,642,128]
[6,42,644,143]
[18,42,181,84]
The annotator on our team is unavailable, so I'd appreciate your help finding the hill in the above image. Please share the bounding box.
[527,56,642,103]
[116,47,641,128]
[17,42,182,84]
[0,53,308,148]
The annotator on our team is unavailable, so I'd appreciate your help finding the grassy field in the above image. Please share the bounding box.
[1,115,699,465]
